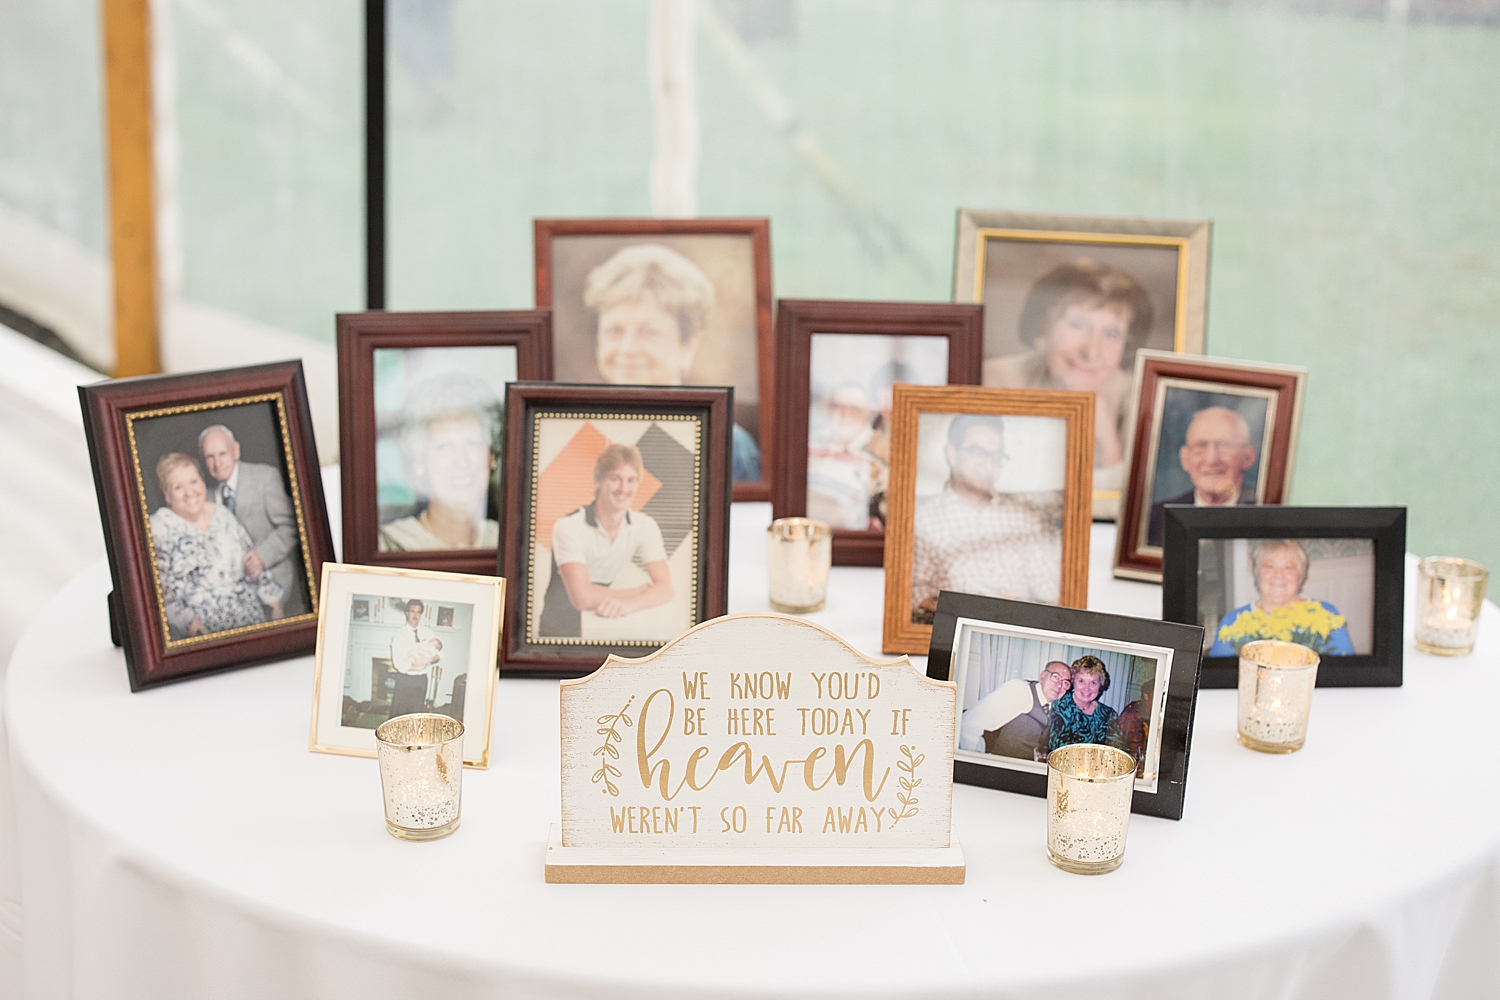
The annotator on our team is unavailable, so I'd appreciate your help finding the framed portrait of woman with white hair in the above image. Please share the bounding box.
[500,382,733,675]
[336,310,553,575]
[534,217,773,501]
[952,209,1211,520]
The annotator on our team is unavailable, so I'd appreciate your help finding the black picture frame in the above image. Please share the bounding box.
[1162,505,1407,688]
[927,592,1203,821]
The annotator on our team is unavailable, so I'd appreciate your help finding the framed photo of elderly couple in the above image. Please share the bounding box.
[1161,506,1407,688]
[1113,351,1308,583]
[335,309,553,575]
[80,361,335,691]
[953,208,1212,520]
[927,592,1204,820]
[769,299,985,566]
[880,384,1095,655]
[499,382,734,675]
[534,217,774,502]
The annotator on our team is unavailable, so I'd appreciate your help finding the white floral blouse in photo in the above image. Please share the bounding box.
[149,504,284,639]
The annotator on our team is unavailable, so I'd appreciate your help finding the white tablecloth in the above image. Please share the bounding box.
[6,487,1500,999]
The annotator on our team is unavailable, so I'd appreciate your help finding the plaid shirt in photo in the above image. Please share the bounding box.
[910,487,1062,612]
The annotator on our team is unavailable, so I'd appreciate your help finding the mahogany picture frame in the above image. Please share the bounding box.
[80,360,335,691]
[533,217,775,502]
[769,298,984,566]
[335,309,553,576]
[499,382,733,676]
[881,384,1095,655]
[1114,350,1307,584]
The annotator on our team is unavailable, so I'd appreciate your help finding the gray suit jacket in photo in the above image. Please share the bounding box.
[219,460,308,616]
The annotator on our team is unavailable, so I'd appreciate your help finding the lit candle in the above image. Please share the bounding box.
[1237,640,1318,753]
[1045,744,1135,875]
[1415,557,1488,657]
[766,518,832,614]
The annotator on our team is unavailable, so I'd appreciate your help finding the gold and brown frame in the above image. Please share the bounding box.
[881,384,1095,655]
[769,298,985,566]
[1114,350,1307,584]
[336,309,553,575]
[499,382,733,676]
[952,209,1211,520]
[534,217,774,502]
[80,360,334,690]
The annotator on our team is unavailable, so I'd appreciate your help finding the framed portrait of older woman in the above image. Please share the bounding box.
[880,384,1095,656]
[1161,506,1406,688]
[533,217,774,502]
[769,299,984,566]
[952,209,1211,520]
[335,310,553,575]
[80,361,335,691]
[499,382,733,675]
[1113,351,1307,583]
[927,591,1204,820]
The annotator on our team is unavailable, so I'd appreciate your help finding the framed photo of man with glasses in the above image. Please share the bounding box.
[881,385,1095,655]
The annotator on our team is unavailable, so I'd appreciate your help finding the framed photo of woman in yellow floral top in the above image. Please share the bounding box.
[1161,506,1407,688]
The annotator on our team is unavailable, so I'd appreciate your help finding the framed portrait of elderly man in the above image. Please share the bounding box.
[880,384,1095,655]
[952,209,1211,520]
[927,592,1204,820]
[1114,351,1308,583]
[500,382,733,675]
[533,217,773,502]
[1161,506,1406,688]
[335,310,553,575]
[769,299,984,565]
[80,361,335,691]
[309,563,502,767]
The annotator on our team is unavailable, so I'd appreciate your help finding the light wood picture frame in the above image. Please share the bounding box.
[881,385,1095,655]
[953,209,1211,520]
[309,562,502,768]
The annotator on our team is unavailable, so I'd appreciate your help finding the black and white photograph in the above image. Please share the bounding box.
[310,563,502,767]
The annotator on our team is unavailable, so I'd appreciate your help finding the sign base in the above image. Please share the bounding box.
[544,823,966,884]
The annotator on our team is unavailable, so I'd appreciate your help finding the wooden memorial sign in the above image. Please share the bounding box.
[546,614,964,883]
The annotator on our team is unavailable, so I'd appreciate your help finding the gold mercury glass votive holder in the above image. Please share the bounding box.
[1237,640,1319,754]
[766,517,833,614]
[1045,743,1137,875]
[375,713,465,842]
[1415,557,1488,657]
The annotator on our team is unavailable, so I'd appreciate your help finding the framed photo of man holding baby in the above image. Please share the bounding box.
[499,382,733,675]
[952,209,1211,520]
[80,361,335,690]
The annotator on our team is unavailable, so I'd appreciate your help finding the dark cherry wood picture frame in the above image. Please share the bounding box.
[769,299,984,566]
[533,217,774,502]
[1114,351,1307,583]
[499,382,733,676]
[80,360,335,691]
[1162,505,1406,688]
[336,309,553,575]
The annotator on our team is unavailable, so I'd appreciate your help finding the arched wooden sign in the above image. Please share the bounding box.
[546,613,964,883]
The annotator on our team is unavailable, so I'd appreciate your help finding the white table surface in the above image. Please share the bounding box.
[7,482,1500,999]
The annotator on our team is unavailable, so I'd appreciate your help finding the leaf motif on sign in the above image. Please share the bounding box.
[590,695,636,796]
[889,744,923,827]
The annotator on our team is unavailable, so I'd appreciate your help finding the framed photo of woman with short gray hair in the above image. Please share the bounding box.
[534,217,773,502]
[336,310,553,576]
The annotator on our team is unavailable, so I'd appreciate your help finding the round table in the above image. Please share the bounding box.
[7,495,1500,999]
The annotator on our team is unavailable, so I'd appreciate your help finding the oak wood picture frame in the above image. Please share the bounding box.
[769,299,985,566]
[881,385,1095,655]
[952,209,1212,521]
[80,360,334,691]
[336,309,553,576]
[533,217,775,502]
[499,382,733,676]
[1114,350,1307,583]
[1161,505,1406,688]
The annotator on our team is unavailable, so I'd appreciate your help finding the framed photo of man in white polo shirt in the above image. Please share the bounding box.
[500,383,734,675]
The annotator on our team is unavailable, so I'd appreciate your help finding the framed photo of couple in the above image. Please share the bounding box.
[880,384,1095,655]
[335,309,553,575]
[499,382,734,675]
[952,209,1211,520]
[927,592,1204,820]
[80,361,335,690]
[769,299,985,565]
[1113,351,1308,583]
